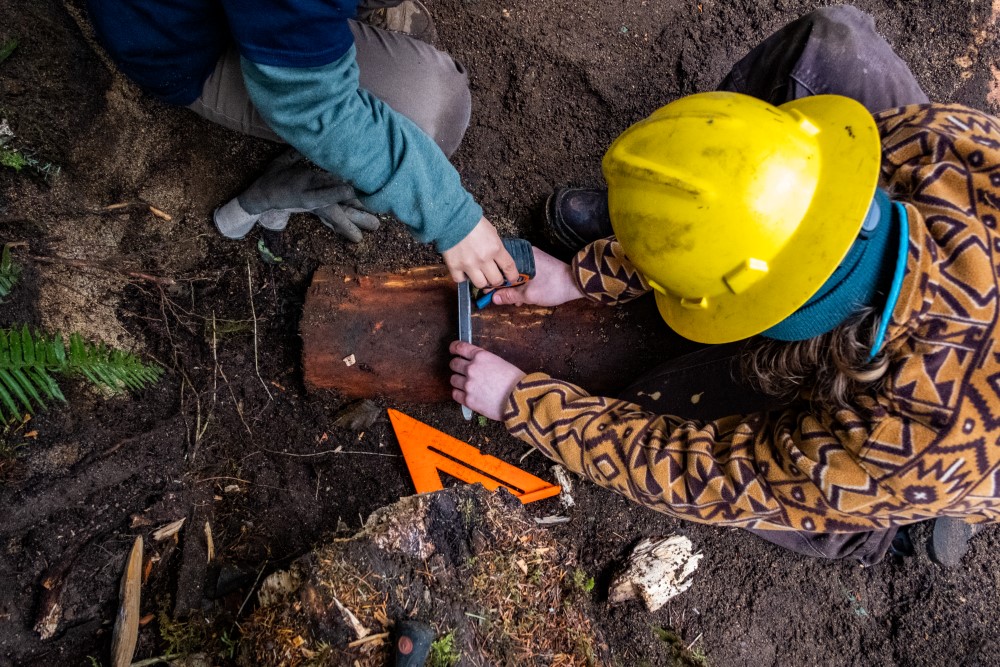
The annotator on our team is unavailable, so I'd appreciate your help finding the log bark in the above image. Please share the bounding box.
[302,265,685,402]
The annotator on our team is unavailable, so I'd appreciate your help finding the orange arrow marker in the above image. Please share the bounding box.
[388,409,561,504]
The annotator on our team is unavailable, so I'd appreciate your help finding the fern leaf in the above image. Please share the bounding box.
[0,244,20,302]
[63,332,163,394]
[8,327,22,366]
[0,327,161,422]
[0,370,21,420]
[10,367,43,407]
[19,324,35,366]
[27,366,64,402]
[0,368,32,412]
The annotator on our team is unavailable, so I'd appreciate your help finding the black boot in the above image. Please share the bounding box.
[929,517,981,567]
[544,187,613,254]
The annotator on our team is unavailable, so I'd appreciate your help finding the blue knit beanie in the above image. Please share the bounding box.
[762,188,898,342]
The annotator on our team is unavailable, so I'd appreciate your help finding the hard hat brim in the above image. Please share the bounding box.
[657,95,882,344]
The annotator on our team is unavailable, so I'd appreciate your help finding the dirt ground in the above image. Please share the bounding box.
[1,0,999,665]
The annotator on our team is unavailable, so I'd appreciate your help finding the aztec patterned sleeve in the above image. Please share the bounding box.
[504,104,1000,532]
[503,374,897,532]
[571,237,651,305]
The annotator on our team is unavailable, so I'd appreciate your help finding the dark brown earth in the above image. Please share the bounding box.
[1,1,999,666]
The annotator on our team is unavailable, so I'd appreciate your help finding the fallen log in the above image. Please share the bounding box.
[302,265,689,402]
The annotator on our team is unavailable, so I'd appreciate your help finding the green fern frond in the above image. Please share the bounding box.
[64,332,164,394]
[0,327,62,422]
[0,327,162,422]
[0,244,20,302]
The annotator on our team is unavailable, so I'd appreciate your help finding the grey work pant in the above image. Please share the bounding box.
[186,15,472,157]
[622,5,927,566]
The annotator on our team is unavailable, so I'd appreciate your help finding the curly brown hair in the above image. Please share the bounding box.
[740,306,891,410]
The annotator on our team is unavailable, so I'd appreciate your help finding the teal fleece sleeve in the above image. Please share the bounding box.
[241,46,482,252]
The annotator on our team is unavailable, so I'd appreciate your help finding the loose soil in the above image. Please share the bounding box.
[1,1,999,666]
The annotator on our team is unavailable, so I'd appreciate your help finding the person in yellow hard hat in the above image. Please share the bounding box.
[449,5,1000,567]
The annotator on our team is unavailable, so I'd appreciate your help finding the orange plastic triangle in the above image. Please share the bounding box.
[388,409,561,504]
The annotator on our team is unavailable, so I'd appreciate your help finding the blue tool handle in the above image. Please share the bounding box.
[475,291,496,309]
[475,274,531,309]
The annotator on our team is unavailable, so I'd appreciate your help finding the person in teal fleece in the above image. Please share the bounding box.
[86,0,518,288]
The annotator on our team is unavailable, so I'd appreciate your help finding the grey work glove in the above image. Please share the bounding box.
[213,149,380,242]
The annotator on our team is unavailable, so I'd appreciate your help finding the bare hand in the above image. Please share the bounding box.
[491,246,586,307]
[449,341,526,421]
[442,217,519,289]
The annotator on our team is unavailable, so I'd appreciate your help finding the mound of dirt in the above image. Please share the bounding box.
[241,485,607,666]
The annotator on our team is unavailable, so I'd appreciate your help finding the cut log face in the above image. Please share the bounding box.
[302,265,681,402]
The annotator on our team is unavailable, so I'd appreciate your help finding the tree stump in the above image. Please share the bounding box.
[301,265,685,402]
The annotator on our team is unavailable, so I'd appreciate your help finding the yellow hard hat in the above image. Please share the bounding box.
[603,91,881,344]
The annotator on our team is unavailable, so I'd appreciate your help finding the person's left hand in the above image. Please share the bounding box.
[449,341,526,421]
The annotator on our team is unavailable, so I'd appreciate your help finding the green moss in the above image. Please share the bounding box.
[652,626,709,667]
[428,631,460,667]
[570,567,595,593]
[0,147,26,171]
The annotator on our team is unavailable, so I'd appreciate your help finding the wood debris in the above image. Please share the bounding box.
[551,466,576,508]
[111,536,143,667]
[347,631,389,649]
[152,518,186,541]
[332,595,370,640]
[204,521,215,562]
[148,205,172,221]
[609,535,702,612]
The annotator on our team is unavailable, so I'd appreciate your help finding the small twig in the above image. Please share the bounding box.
[347,632,389,649]
[259,447,400,459]
[246,259,273,401]
[196,476,251,485]
[237,561,269,619]
[194,476,289,493]
[686,632,703,651]
[129,655,180,667]
[27,253,176,286]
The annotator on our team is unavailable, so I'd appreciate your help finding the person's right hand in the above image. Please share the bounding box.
[491,246,586,307]
[441,217,519,289]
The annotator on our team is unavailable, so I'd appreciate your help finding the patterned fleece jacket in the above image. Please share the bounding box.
[503,104,1000,533]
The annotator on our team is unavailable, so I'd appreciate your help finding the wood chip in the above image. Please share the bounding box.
[204,521,215,563]
[609,535,702,611]
[332,595,369,640]
[33,597,61,640]
[138,613,155,626]
[104,202,129,210]
[551,466,576,509]
[152,518,186,541]
[515,558,529,575]
[533,515,571,526]
[347,632,389,649]
[148,205,172,221]
[111,536,143,667]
